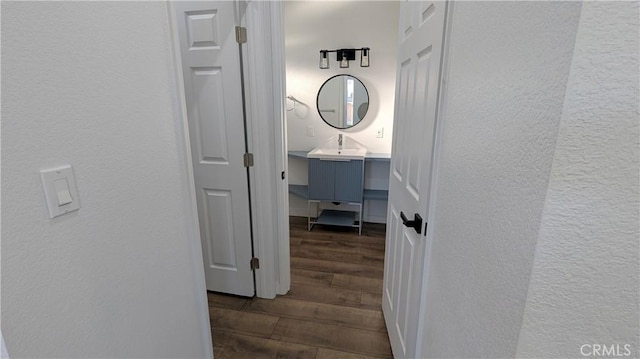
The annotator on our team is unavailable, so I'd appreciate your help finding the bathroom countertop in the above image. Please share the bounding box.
[288,150,391,162]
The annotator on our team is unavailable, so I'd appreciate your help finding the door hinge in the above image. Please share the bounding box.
[250,257,260,270]
[235,26,247,44]
[243,153,254,167]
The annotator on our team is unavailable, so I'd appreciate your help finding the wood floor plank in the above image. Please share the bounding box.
[290,217,385,244]
[360,292,383,310]
[210,307,279,338]
[209,217,391,358]
[291,230,341,243]
[288,216,309,227]
[290,235,303,246]
[213,346,227,358]
[291,257,383,279]
[291,268,334,286]
[207,291,248,310]
[290,244,363,264]
[362,255,384,267]
[298,237,385,256]
[212,333,226,349]
[297,230,385,247]
[213,331,317,359]
[316,348,387,359]
[286,283,361,307]
[332,274,383,294]
[243,297,386,332]
[271,318,392,358]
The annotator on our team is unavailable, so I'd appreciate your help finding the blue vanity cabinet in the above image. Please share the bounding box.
[308,159,364,202]
[308,159,335,201]
[307,158,365,234]
[334,160,364,203]
[288,151,389,235]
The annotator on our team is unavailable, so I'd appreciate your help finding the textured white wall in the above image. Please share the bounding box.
[516,2,640,357]
[285,1,398,221]
[1,2,209,358]
[420,2,582,357]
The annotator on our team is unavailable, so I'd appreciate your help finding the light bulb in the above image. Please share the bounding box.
[319,51,329,69]
[340,52,349,68]
[361,49,369,67]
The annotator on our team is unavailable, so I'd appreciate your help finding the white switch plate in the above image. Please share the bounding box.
[376,128,384,138]
[40,165,80,219]
[306,125,315,137]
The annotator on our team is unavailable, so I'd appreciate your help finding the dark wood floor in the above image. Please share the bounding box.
[208,216,392,359]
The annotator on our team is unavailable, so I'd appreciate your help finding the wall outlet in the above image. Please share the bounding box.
[376,128,384,138]
[306,125,314,137]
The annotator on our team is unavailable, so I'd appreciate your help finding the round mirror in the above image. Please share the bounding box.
[316,75,369,129]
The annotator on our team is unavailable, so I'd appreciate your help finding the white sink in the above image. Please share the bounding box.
[307,136,367,160]
[307,147,367,160]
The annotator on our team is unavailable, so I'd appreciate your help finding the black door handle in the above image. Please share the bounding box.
[400,212,423,234]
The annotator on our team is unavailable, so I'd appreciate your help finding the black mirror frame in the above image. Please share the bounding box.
[316,74,369,130]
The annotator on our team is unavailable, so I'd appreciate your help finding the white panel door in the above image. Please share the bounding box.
[383,1,447,357]
[174,1,254,296]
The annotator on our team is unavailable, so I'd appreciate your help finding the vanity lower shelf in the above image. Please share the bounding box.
[312,209,359,227]
[308,205,362,234]
[288,185,388,201]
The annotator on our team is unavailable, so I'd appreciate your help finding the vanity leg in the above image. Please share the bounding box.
[358,203,363,236]
[308,200,319,232]
[307,200,311,231]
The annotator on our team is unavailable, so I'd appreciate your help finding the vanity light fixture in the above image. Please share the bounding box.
[318,48,371,69]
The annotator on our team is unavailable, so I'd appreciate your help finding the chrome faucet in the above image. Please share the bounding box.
[338,134,343,150]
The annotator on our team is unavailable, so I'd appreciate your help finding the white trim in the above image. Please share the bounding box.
[243,0,290,298]
[269,1,291,296]
[414,1,454,357]
[166,3,213,358]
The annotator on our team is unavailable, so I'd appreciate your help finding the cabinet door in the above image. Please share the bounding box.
[308,159,335,200]
[334,160,364,203]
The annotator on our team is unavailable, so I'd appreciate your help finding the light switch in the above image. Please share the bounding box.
[54,178,73,206]
[41,165,80,218]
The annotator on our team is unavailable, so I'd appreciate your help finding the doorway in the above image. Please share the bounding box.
[284,1,399,225]
[170,2,448,354]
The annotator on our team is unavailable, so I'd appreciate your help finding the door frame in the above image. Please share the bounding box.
[242,1,290,297]
[413,1,454,357]
[165,2,212,357]
[167,0,289,305]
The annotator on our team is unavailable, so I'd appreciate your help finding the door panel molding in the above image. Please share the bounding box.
[202,188,237,269]
[190,67,230,164]
[185,9,221,49]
